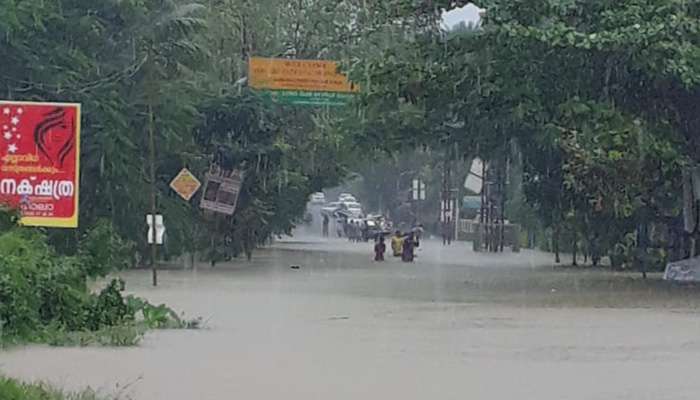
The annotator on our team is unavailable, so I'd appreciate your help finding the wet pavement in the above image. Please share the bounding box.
[2,235,700,399]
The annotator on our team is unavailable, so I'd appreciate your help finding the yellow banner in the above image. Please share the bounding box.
[249,57,359,93]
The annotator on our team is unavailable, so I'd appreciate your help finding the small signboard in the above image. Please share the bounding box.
[440,200,457,223]
[146,214,165,245]
[169,168,201,201]
[412,179,426,201]
[200,168,244,215]
[464,158,484,194]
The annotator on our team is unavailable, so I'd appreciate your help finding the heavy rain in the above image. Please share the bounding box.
[2,1,700,400]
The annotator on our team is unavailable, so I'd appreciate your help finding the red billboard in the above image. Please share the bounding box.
[0,101,81,228]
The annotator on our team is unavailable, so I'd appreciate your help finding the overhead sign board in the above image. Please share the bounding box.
[0,101,80,228]
[249,57,359,93]
[262,90,355,107]
[249,57,358,107]
[169,168,201,201]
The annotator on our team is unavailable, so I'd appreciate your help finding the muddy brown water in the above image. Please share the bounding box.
[2,236,700,399]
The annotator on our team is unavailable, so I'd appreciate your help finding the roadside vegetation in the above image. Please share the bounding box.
[0,376,121,400]
[0,209,199,348]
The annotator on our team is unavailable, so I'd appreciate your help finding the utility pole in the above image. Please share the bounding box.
[442,158,448,226]
[499,157,506,252]
[442,154,456,243]
[479,161,486,252]
[148,105,158,287]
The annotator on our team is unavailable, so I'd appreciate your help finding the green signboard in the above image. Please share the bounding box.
[259,90,355,107]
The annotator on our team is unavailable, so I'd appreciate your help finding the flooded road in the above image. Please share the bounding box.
[3,236,700,399]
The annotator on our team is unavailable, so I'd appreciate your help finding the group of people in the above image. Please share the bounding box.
[343,219,370,242]
[374,227,422,263]
[323,213,425,263]
[322,214,375,242]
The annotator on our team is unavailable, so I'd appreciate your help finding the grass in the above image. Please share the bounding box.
[45,324,147,347]
[0,376,119,400]
[0,326,143,349]
[1,315,203,349]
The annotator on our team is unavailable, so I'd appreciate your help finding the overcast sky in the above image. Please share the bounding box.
[441,4,483,30]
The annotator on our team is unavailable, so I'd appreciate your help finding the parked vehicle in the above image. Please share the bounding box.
[321,201,343,216]
[309,192,326,205]
[363,215,392,240]
[338,193,357,203]
[343,201,363,217]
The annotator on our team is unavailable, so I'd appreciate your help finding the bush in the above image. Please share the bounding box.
[0,376,116,400]
[0,219,196,346]
[0,230,55,338]
[0,207,20,233]
[78,219,135,278]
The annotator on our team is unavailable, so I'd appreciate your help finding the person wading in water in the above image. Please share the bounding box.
[391,230,403,257]
[374,236,386,262]
[402,233,416,262]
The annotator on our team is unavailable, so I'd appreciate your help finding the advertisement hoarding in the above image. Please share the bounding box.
[200,168,244,216]
[0,101,80,228]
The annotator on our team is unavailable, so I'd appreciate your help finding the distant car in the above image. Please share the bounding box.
[356,215,392,241]
[462,195,482,220]
[309,192,326,205]
[321,201,343,216]
[343,201,363,217]
[338,193,357,203]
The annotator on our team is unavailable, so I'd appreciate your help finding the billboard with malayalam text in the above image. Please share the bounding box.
[0,101,80,228]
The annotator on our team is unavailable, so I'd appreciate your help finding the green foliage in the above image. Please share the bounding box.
[0,376,117,400]
[0,207,21,232]
[354,0,700,268]
[0,229,65,337]
[2,0,696,268]
[46,324,146,348]
[191,89,349,260]
[0,219,195,346]
[78,221,135,278]
[126,296,201,329]
[1,0,372,260]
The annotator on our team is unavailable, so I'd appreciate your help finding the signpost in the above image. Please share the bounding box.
[412,179,426,201]
[146,214,165,245]
[169,168,201,201]
[249,57,358,107]
[464,157,484,194]
[0,101,81,228]
[200,168,244,216]
[411,179,426,223]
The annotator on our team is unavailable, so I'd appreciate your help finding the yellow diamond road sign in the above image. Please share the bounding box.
[170,168,201,201]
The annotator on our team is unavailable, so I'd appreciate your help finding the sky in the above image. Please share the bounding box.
[441,4,483,30]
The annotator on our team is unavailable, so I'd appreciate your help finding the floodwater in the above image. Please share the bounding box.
[3,233,700,399]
